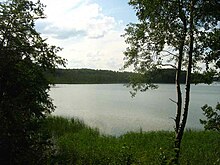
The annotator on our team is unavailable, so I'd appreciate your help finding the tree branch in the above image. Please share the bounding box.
[161,50,178,58]
[159,63,177,69]
[169,98,177,104]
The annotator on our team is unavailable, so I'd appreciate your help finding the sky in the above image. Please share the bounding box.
[34,0,138,71]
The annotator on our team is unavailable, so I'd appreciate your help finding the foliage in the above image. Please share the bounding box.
[123,0,219,163]
[41,116,220,165]
[45,68,213,85]
[200,103,220,132]
[46,68,135,84]
[123,0,219,74]
[0,0,65,164]
[192,70,217,84]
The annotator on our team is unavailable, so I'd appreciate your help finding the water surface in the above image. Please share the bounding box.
[50,83,220,136]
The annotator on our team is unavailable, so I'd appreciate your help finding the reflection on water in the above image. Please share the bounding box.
[49,83,220,136]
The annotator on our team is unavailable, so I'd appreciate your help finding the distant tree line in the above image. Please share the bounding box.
[46,68,219,84]
[46,69,134,84]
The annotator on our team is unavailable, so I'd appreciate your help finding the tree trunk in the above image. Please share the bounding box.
[175,0,188,135]
[174,0,194,164]
[178,0,194,141]
[174,32,185,164]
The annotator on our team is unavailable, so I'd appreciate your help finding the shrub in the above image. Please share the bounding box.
[200,103,220,132]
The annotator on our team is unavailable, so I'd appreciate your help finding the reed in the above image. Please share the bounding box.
[42,116,220,164]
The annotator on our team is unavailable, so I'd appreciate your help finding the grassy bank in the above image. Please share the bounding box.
[41,116,220,164]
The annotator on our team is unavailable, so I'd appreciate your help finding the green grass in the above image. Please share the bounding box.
[41,116,220,164]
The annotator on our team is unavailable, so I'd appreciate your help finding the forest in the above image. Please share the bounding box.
[46,68,134,84]
[46,68,218,84]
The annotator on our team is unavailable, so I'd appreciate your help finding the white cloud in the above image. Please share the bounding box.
[36,0,128,71]
[38,0,117,38]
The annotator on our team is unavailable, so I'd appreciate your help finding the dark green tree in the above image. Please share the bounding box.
[123,0,219,163]
[0,0,65,164]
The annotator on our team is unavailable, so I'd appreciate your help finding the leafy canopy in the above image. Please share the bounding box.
[123,0,220,78]
[0,0,65,164]
[123,0,219,163]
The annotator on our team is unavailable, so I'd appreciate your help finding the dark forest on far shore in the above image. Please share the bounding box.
[46,68,219,84]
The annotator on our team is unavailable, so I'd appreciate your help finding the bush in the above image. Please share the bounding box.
[200,103,220,132]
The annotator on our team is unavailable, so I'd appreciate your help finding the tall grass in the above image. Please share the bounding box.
[41,116,99,137]
[41,116,220,164]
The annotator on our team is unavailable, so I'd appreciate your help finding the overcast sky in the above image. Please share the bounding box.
[34,0,137,71]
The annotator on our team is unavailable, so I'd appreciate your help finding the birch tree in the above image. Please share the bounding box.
[123,0,220,163]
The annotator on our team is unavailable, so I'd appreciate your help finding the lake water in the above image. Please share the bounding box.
[49,83,220,136]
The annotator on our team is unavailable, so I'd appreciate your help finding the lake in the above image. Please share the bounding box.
[49,83,220,136]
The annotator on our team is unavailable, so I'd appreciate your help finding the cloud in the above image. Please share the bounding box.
[60,29,127,70]
[36,0,128,71]
[38,0,117,39]
[86,15,116,39]
[68,59,85,68]
[36,21,87,39]
[54,30,86,40]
